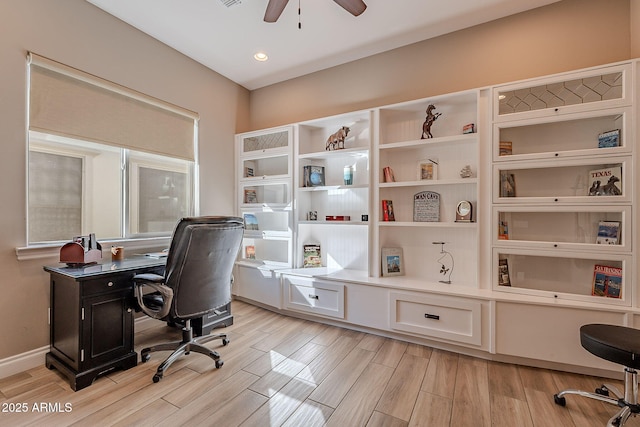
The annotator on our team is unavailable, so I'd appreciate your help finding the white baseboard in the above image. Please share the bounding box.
[0,346,49,380]
[0,317,155,380]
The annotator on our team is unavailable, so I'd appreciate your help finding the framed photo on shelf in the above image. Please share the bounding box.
[417,159,438,180]
[381,247,404,277]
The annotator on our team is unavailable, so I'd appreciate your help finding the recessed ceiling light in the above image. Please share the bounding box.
[254,52,268,62]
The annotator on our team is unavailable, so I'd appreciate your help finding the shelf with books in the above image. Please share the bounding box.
[492,248,631,306]
[492,205,630,252]
[373,89,483,282]
[294,111,372,273]
[240,180,291,207]
[241,146,290,179]
[236,126,294,276]
[491,63,635,310]
[493,156,630,204]
[379,184,476,224]
[296,222,369,271]
[379,136,477,185]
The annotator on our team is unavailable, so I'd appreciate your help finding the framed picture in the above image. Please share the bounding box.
[381,247,404,276]
[418,159,438,180]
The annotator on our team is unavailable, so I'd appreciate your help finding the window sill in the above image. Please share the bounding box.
[15,237,171,261]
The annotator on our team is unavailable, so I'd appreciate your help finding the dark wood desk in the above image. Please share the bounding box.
[44,256,233,391]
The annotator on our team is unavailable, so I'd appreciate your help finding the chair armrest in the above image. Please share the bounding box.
[133,273,173,320]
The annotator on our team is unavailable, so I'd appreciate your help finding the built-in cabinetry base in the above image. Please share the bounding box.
[234,59,640,379]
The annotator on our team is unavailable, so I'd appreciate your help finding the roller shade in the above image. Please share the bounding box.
[28,53,198,161]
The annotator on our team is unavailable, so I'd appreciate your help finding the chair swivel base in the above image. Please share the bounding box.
[553,324,640,427]
[554,377,640,427]
[141,320,229,383]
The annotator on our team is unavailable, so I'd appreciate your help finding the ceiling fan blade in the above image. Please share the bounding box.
[333,0,367,17]
[264,0,290,22]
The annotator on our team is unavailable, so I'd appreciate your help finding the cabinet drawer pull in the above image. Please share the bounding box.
[107,281,114,287]
[309,294,319,300]
[425,313,440,320]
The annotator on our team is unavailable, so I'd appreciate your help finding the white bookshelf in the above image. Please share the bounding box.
[491,63,634,305]
[373,90,481,286]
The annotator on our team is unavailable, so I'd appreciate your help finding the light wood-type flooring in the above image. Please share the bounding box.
[1,300,638,426]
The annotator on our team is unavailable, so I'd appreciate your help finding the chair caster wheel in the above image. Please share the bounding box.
[152,373,162,383]
[141,353,151,363]
[553,394,566,406]
[595,385,609,396]
[222,338,230,346]
[215,360,224,369]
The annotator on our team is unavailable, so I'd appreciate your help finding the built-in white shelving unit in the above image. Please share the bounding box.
[233,59,640,377]
[295,110,372,272]
[491,63,634,306]
[233,126,294,309]
[374,90,482,286]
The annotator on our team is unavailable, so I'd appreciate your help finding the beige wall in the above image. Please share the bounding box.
[247,0,632,131]
[633,0,640,57]
[0,0,248,360]
[0,0,635,366]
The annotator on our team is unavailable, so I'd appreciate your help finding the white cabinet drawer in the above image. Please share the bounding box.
[390,292,481,345]
[283,276,344,319]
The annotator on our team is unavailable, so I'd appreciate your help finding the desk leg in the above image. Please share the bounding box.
[46,351,137,391]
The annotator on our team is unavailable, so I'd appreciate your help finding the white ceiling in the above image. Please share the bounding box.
[86,0,560,90]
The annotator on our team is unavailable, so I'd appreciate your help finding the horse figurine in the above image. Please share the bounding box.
[421,104,442,139]
[326,126,350,151]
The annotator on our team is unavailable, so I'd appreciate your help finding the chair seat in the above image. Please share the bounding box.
[580,324,640,369]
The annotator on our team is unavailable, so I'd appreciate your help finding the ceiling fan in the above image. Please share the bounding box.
[264,0,367,23]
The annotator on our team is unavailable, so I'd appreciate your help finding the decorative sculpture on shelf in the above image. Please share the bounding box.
[432,241,454,284]
[460,165,472,178]
[421,104,442,139]
[326,126,350,151]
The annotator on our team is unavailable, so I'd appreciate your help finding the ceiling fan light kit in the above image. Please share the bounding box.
[264,0,366,23]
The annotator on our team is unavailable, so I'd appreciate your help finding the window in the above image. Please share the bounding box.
[28,132,194,244]
[26,53,198,246]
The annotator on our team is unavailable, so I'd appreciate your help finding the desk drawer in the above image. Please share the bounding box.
[82,275,133,296]
[390,292,481,346]
[283,276,344,319]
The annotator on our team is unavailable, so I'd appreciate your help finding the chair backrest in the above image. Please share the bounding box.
[163,216,243,320]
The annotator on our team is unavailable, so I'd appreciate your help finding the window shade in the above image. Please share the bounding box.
[28,53,198,161]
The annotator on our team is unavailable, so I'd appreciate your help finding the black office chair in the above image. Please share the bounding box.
[554,324,640,426]
[133,216,243,383]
